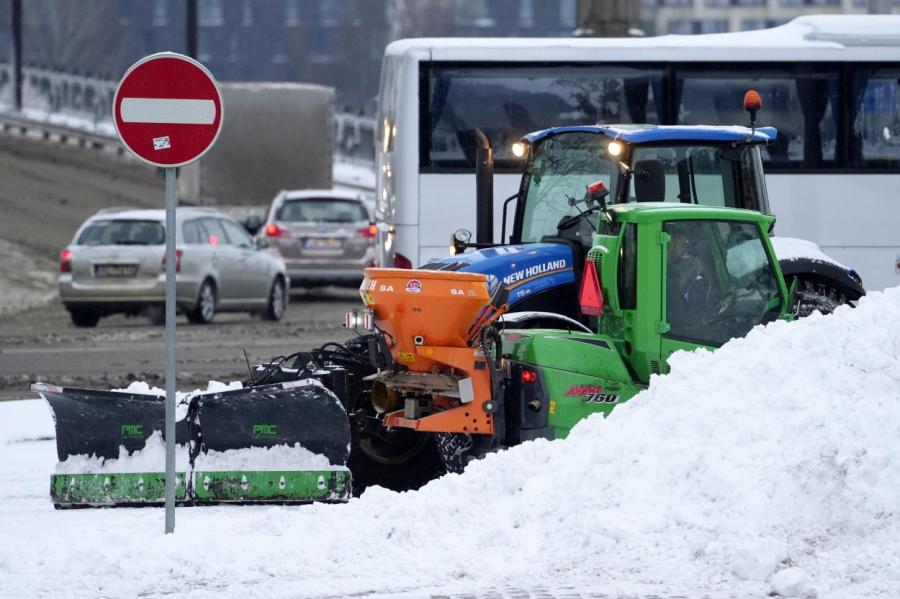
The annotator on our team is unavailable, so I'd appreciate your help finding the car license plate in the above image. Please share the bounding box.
[303,237,342,249]
[94,264,138,277]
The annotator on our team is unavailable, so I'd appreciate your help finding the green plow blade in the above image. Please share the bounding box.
[51,472,189,509]
[51,470,351,508]
[193,470,351,504]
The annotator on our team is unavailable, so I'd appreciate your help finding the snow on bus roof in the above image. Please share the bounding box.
[386,15,900,60]
[523,124,778,145]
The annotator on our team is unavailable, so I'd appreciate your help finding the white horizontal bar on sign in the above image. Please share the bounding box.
[120,98,216,125]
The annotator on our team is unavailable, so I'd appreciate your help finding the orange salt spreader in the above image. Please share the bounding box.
[358,267,509,436]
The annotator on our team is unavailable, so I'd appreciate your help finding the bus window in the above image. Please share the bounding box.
[851,67,900,169]
[424,64,664,168]
[675,68,839,169]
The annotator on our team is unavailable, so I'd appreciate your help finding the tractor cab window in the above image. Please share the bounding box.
[665,219,781,347]
[521,132,619,244]
[628,144,764,212]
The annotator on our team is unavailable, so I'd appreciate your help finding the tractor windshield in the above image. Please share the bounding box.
[627,144,767,210]
[520,132,620,244]
[520,132,770,244]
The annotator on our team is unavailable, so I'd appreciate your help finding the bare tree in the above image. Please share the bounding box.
[22,0,123,76]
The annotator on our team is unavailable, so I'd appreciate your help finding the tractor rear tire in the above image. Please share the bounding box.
[349,429,445,495]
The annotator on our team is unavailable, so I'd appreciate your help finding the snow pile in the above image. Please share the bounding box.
[0,238,56,316]
[2,288,899,598]
[771,236,851,270]
[0,399,53,445]
[113,379,243,420]
[55,432,189,474]
[194,444,340,472]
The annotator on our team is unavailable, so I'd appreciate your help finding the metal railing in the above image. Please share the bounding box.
[0,63,376,170]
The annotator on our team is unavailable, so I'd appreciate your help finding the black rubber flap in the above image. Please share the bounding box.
[194,383,351,466]
[41,388,189,462]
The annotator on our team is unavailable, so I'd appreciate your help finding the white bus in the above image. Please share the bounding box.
[374,15,900,291]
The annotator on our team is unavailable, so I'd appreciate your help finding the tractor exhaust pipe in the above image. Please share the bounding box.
[474,129,493,246]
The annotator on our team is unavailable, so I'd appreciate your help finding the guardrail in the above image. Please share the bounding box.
[0,111,130,158]
[0,63,377,169]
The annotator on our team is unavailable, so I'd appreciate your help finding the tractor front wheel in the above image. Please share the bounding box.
[791,276,851,318]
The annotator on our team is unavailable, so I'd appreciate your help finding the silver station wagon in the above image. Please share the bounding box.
[59,207,288,327]
[261,190,376,288]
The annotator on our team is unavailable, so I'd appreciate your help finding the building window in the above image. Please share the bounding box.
[198,0,224,27]
[319,0,352,26]
[518,0,534,28]
[241,0,254,26]
[699,19,728,33]
[285,0,301,27]
[454,0,495,27]
[670,19,729,34]
[559,0,576,29]
[741,18,780,30]
[227,34,239,63]
[152,0,168,27]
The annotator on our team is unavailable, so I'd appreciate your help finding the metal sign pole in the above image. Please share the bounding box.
[164,167,177,534]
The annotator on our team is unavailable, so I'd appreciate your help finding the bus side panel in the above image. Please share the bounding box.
[417,173,521,266]
[766,173,900,291]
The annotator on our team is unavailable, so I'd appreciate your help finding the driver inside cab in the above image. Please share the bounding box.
[667,225,723,338]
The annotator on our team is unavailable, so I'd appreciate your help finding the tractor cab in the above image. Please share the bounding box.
[584,203,788,384]
[509,124,777,249]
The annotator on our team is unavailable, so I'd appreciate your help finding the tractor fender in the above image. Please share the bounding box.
[771,237,865,300]
[500,311,591,333]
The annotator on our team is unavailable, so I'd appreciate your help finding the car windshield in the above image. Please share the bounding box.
[77,220,165,246]
[520,132,619,244]
[277,199,368,224]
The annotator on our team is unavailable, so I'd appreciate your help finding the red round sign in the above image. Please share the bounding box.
[113,52,223,168]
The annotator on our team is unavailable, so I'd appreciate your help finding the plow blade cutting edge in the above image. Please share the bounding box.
[34,381,352,508]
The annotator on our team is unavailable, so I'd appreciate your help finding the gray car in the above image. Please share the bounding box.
[261,190,376,288]
[59,207,288,327]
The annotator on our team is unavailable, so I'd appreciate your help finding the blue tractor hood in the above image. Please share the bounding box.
[422,243,576,306]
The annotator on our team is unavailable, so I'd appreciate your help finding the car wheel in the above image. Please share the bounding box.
[69,308,100,328]
[187,280,216,324]
[262,277,286,321]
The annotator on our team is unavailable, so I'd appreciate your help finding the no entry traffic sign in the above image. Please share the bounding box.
[113,52,223,168]
[112,52,224,535]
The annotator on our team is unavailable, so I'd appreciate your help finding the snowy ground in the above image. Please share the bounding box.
[0,239,56,317]
[1,289,899,598]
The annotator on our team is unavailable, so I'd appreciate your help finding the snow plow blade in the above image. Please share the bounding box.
[39,385,190,462]
[33,381,351,508]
